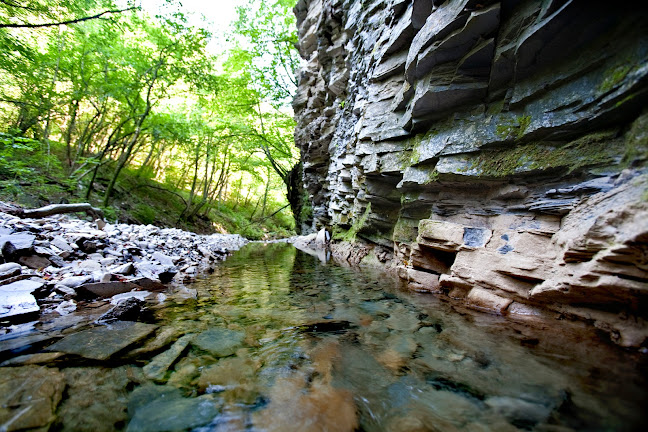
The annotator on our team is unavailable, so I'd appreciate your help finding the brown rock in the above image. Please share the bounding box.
[76,281,139,298]
[0,366,65,431]
[466,287,513,314]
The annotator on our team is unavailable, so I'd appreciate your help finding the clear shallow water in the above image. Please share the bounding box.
[3,243,647,431]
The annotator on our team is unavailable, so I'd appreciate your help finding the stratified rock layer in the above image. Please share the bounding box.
[293,0,648,345]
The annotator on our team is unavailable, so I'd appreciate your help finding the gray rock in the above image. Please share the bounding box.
[0,262,21,280]
[193,328,246,357]
[112,262,135,276]
[0,233,35,259]
[152,251,175,266]
[485,396,553,428]
[46,321,157,360]
[0,289,39,319]
[98,297,146,322]
[59,275,93,288]
[51,235,74,252]
[127,384,183,417]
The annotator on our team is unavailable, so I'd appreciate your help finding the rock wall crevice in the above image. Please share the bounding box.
[293,0,648,346]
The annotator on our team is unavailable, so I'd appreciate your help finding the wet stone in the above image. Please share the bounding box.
[126,394,222,432]
[193,328,246,357]
[143,333,194,381]
[98,297,145,322]
[46,321,158,360]
[0,365,65,431]
[127,384,183,417]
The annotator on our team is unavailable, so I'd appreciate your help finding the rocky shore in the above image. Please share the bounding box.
[0,209,247,329]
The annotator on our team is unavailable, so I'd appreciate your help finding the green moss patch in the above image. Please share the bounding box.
[467,130,620,177]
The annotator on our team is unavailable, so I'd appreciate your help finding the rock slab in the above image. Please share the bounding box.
[46,321,157,360]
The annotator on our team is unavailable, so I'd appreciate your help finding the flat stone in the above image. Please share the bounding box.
[18,254,52,269]
[193,328,246,357]
[0,290,39,319]
[131,277,166,291]
[112,262,135,275]
[143,334,194,381]
[0,365,65,431]
[77,281,140,298]
[152,251,175,266]
[46,321,157,360]
[417,219,465,252]
[0,279,43,319]
[127,384,183,417]
[75,259,102,272]
[0,352,65,367]
[51,235,74,252]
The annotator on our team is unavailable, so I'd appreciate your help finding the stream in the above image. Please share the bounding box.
[1,242,647,431]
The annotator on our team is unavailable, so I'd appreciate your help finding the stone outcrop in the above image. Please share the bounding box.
[293,0,648,346]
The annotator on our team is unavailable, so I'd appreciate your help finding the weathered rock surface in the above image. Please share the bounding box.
[293,0,648,346]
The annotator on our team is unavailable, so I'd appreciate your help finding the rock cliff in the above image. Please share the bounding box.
[293,0,648,346]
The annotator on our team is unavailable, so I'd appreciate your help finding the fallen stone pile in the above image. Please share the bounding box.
[0,210,247,323]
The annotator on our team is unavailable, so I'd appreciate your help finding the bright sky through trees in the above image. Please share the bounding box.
[126,0,249,51]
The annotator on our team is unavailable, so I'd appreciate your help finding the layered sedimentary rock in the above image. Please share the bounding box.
[293,0,648,346]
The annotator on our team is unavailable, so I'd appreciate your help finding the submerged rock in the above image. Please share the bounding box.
[0,365,65,431]
[46,321,157,360]
[193,328,246,357]
[127,394,222,432]
[143,333,194,381]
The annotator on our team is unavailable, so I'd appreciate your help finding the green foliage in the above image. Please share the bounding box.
[0,0,301,238]
[230,0,298,107]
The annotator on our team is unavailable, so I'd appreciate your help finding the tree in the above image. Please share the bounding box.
[228,0,304,230]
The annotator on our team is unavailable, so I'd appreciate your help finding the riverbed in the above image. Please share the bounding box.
[1,242,646,431]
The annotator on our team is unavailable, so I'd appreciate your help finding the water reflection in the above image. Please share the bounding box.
[1,242,646,431]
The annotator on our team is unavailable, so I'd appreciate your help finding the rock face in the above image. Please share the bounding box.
[293,0,648,345]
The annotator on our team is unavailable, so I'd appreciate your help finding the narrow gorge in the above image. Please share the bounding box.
[292,0,648,347]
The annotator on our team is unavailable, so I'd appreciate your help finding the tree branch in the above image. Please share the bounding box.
[0,7,138,29]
